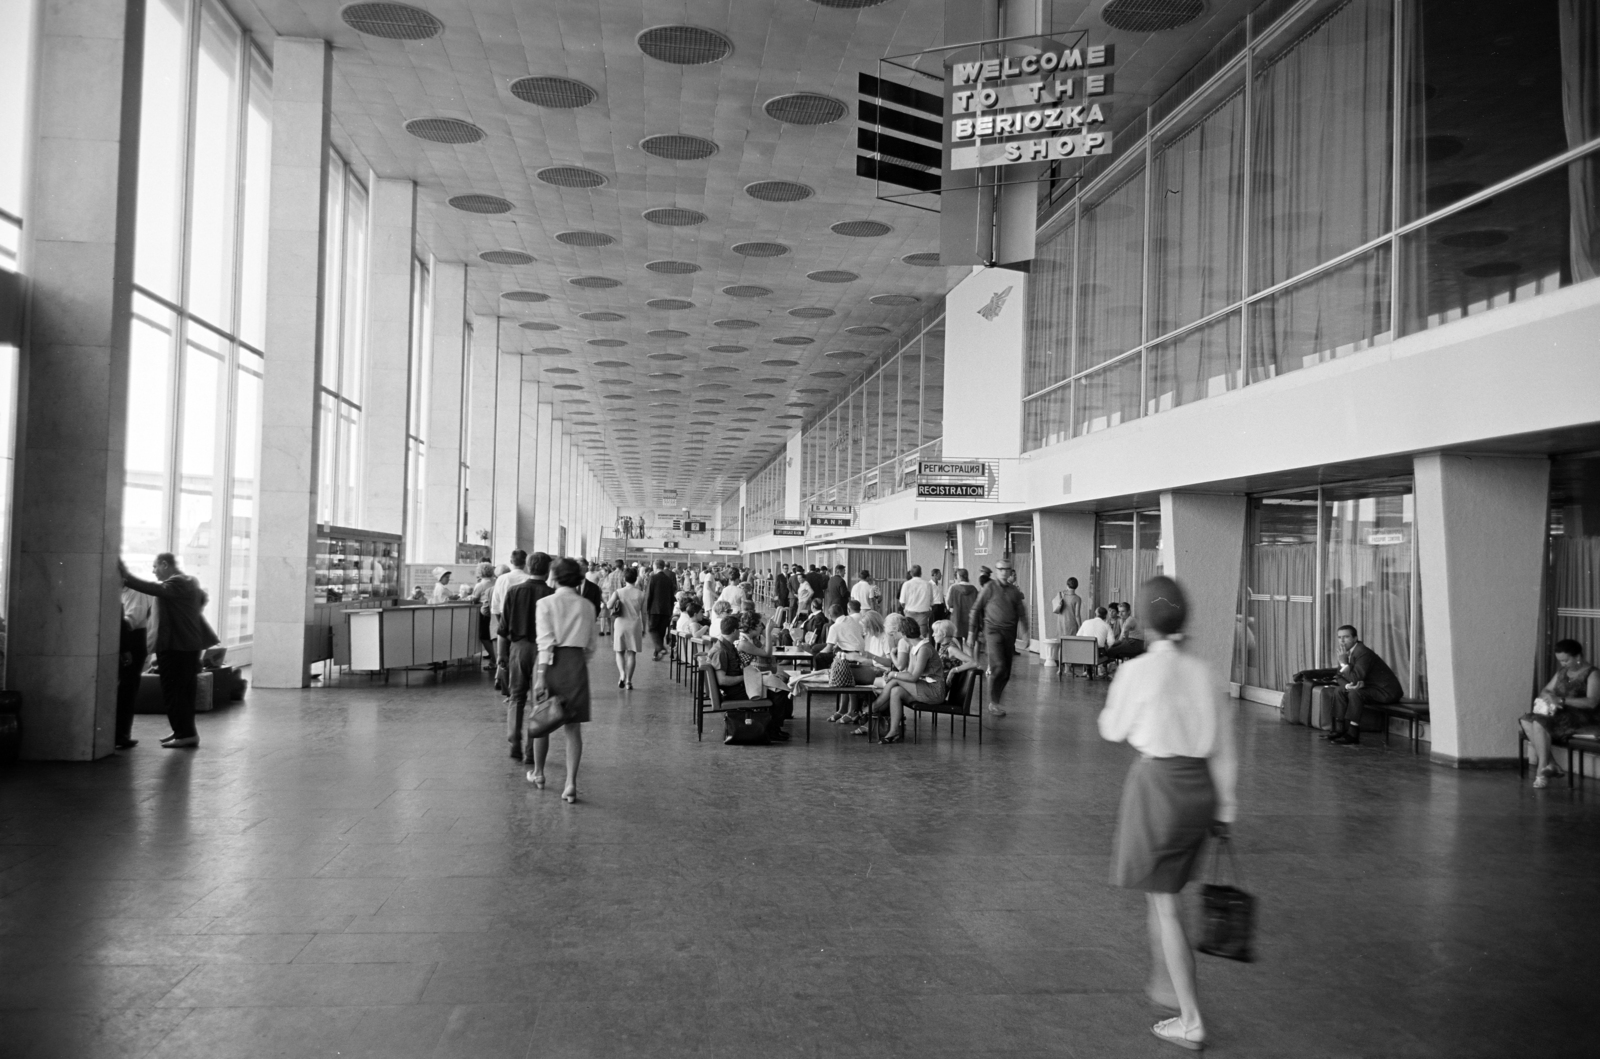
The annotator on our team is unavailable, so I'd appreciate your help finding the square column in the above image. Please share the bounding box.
[1415,453,1551,764]
[491,328,519,556]
[1158,492,1246,683]
[464,314,497,547]
[517,380,544,552]
[359,177,414,536]
[1034,511,1096,638]
[905,528,946,580]
[253,39,332,689]
[420,262,466,563]
[9,0,144,758]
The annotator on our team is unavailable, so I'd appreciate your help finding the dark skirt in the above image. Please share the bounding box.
[477,610,491,641]
[547,645,592,724]
[1112,755,1217,893]
[1524,707,1599,741]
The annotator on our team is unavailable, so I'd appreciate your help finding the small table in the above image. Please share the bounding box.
[788,676,879,743]
[770,648,816,672]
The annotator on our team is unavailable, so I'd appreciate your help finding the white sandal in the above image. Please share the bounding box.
[1151,1017,1204,1051]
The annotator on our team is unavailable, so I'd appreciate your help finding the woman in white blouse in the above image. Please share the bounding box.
[1098,576,1238,1053]
[529,558,599,803]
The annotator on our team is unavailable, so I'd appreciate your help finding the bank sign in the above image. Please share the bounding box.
[947,44,1115,170]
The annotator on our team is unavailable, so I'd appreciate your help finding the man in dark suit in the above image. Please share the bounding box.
[805,565,829,600]
[772,564,791,623]
[119,553,219,749]
[577,559,603,616]
[501,552,553,760]
[1299,624,1405,746]
[645,560,678,661]
[823,564,849,613]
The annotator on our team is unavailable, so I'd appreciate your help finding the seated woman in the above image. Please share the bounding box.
[704,614,791,740]
[1520,638,1600,787]
[675,599,704,644]
[857,618,976,743]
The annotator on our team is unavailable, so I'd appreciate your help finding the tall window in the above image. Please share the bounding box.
[404,256,431,543]
[1022,0,1600,450]
[0,0,33,270]
[125,0,270,647]
[317,154,368,527]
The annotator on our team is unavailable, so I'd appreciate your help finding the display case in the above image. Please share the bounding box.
[314,526,402,603]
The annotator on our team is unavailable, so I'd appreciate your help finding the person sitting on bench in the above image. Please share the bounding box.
[1519,638,1599,788]
[1103,602,1145,664]
[1297,625,1404,745]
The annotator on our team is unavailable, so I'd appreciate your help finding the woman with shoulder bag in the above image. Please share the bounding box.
[1097,577,1238,1052]
[528,558,598,802]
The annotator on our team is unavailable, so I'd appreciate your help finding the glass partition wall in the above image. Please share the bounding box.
[1234,478,1424,699]
[125,0,271,648]
[1023,0,1600,450]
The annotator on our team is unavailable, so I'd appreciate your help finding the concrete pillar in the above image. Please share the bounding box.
[253,39,332,690]
[9,0,144,758]
[518,377,543,553]
[784,432,803,518]
[420,262,466,562]
[491,330,519,557]
[359,176,414,537]
[906,527,945,581]
[464,314,497,547]
[1034,510,1096,637]
[1414,454,1550,765]
[541,414,562,553]
[1158,492,1246,685]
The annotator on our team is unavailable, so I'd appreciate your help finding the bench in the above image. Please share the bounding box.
[1519,726,1600,788]
[1054,635,1102,680]
[1369,698,1430,754]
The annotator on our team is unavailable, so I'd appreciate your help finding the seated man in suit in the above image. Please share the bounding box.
[1295,624,1404,745]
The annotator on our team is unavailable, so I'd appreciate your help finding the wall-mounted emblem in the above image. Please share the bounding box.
[978,285,1013,322]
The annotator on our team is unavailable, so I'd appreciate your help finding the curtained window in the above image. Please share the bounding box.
[1076,168,1146,371]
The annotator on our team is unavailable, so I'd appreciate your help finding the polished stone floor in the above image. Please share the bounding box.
[1,653,1596,1058]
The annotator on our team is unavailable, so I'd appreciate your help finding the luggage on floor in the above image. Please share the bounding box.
[1309,685,1339,731]
[1281,681,1311,726]
[723,706,773,745]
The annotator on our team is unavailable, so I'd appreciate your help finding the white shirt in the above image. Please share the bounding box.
[718,583,747,612]
[850,579,879,611]
[675,613,700,641]
[899,576,933,613]
[1098,640,1238,822]
[930,578,945,605]
[535,585,599,665]
[490,568,531,618]
[826,614,866,653]
[1076,616,1114,648]
[123,587,157,653]
[430,582,454,604]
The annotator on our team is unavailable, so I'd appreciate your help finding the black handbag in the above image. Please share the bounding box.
[1197,836,1255,962]
[525,690,572,740]
[723,706,773,745]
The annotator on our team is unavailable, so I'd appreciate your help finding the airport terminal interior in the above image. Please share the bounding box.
[0,0,1598,1055]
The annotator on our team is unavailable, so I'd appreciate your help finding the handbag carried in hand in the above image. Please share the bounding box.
[525,689,572,740]
[1051,591,1066,615]
[1197,836,1256,963]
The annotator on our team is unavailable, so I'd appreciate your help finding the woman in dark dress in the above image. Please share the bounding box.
[1098,577,1238,1052]
[530,558,598,803]
[1519,638,1600,787]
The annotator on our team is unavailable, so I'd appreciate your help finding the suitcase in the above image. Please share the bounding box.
[1309,686,1339,731]
[1281,682,1310,726]
[723,706,773,745]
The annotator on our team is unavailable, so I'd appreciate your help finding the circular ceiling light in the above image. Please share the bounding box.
[788,306,835,319]
[643,207,708,226]
[743,392,776,399]
[763,93,848,125]
[510,75,597,108]
[825,350,867,360]
[648,352,688,361]
[449,194,513,214]
[544,366,578,374]
[647,298,695,311]
[647,329,689,339]
[340,3,443,40]
[536,165,608,189]
[870,294,920,306]
[807,270,859,283]
[502,290,548,302]
[648,372,683,379]
[518,321,560,331]
[479,249,533,266]
[531,346,570,355]
[773,336,814,346]
[1101,0,1205,33]
[714,319,760,330]
[732,241,790,258]
[809,370,846,379]
[704,365,740,373]
[830,219,892,238]
[707,345,747,354]
[810,0,895,7]
[579,311,625,321]
[797,387,830,394]
[593,360,630,368]
[777,413,804,420]
[637,25,734,65]
[404,117,483,144]
[588,338,628,347]
[553,383,584,390]
[646,260,700,274]
[763,358,800,367]
[641,133,719,160]
[695,398,727,405]
[845,325,890,336]
[556,230,614,247]
[745,180,814,203]
[902,252,941,266]
[569,275,621,288]
[722,285,771,298]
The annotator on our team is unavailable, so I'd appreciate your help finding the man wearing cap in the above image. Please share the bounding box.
[969,559,1029,717]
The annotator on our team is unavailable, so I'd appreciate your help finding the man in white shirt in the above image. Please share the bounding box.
[1076,605,1115,649]
[717,578,747,613]
[490,550,531,693]
[825,602,867,654]
[850,570,880,613]
[898,564,934,632]
[929,568,947,621]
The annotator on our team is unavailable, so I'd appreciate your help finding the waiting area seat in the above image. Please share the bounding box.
[1519,725,1600,788]
[1369,698,1431,754]
[904,668,985,743]
[1054,635,1102,680]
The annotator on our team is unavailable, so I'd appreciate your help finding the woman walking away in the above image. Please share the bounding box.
[611,566,645,689]
[1098,576,1238,1052]
[529,558,598,803]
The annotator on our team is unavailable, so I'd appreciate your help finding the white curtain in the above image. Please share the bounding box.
[1562,0,1600,280]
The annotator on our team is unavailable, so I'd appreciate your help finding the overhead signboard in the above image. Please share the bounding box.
[946,44,1116,171]
[808,503,855,529]
[974,518,993,556]
[918,482,987,499]
[916,459,995,500]
[772,518,806,537]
